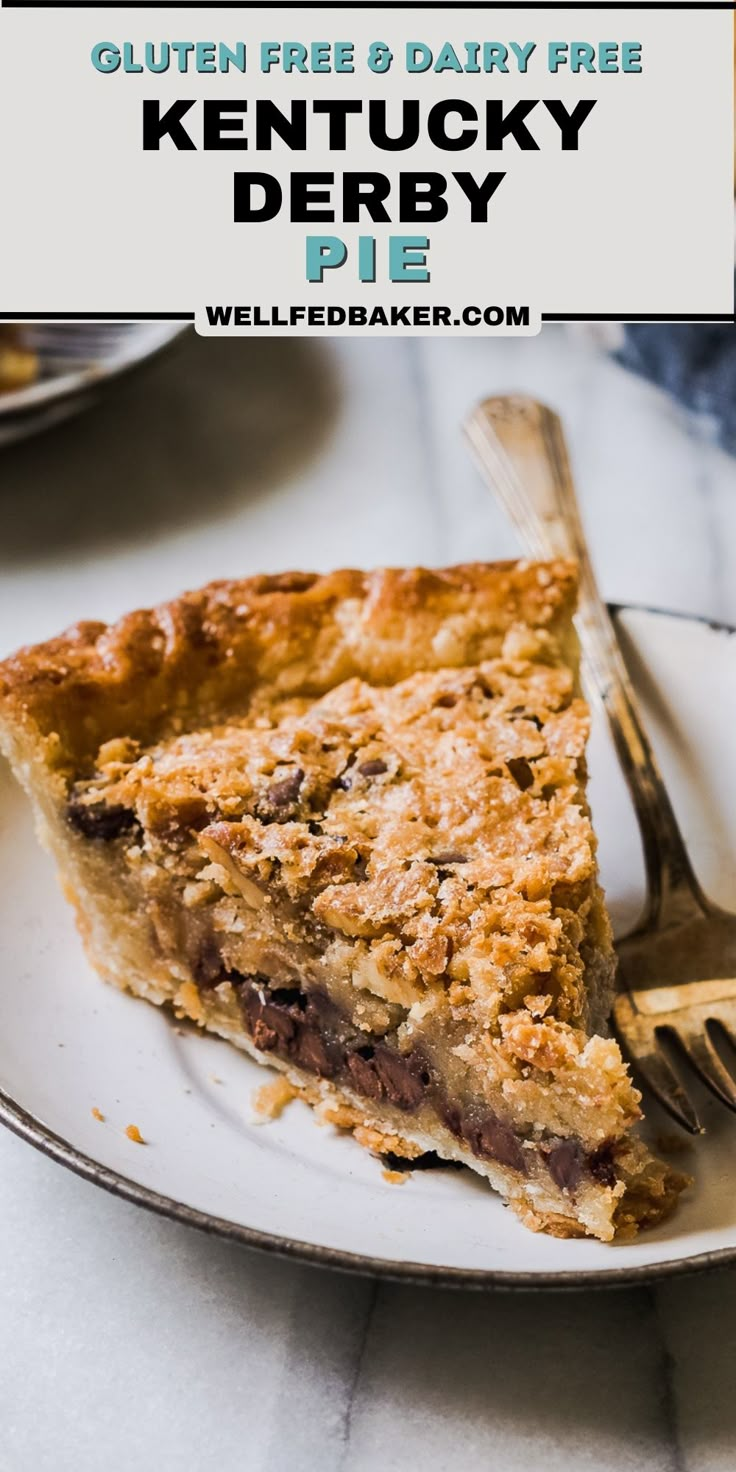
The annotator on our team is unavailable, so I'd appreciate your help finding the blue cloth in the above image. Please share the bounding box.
[613,310,736,456]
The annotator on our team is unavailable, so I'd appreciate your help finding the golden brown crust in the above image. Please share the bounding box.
[0,561,579,772]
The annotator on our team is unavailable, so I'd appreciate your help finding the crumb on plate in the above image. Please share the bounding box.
[382,1169,409,1185]
[252,1076,297,1121]
[174,980,205,1024]
[125,1123,145,1144]
[91,1107,105,1123]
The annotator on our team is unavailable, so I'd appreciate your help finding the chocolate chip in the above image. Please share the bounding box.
[294,1028,335,1077]
[546,1139,584,1193]
[506,757,534,792]
[589,1143,618,1188]
[192,935,222,988]
[438,1099,528,1174]
[241,986,294,1045]
[67,799,137,841]
[267,769,304,807]
[358,759,388,777]
[435,693,458,709]
[239,981,339,1078]
[372,1045,426,1111]
[474,1114,528,1174]
[429,851,468,866]
[347,1049,383,1101]
[346,1043,426,1111]
[437,1100,464,1138]
[259,1002,297,1045]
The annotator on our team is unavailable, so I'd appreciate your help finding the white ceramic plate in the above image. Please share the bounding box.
[1,606,734,1288]
[0,323,188,445]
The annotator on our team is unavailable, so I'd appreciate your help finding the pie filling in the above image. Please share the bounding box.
[64,775,626,1202]
[65,770,624,1201]
[228,971,618,1194]
[57,656,640,1217]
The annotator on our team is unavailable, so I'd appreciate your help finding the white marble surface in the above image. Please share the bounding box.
[1,328,736,1470]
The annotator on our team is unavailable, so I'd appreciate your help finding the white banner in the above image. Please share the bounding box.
[0,6,733,333]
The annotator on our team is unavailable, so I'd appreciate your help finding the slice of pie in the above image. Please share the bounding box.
[0,561,687,1240]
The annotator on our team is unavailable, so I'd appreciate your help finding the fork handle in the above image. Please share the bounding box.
[465,393,709,929]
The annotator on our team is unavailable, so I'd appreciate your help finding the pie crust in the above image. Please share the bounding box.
[0,561,688,1240]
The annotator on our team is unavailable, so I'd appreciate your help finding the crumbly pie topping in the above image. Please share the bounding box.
[69,623,598,1036]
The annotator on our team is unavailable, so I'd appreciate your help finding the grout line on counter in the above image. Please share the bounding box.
[649,1286,688,1472]
[337,1279,380,1472]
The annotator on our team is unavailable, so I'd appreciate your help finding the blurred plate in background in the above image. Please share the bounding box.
[0,322,188,446]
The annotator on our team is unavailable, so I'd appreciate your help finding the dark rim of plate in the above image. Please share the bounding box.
[0,604,734,1292]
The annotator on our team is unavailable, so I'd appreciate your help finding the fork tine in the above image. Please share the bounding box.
[613,994,703,1133]
[632,1046,703,1135]
[708,1017,736,1060]
[665,1024,736,1113]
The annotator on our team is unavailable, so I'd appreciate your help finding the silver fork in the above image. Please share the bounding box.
[465,393,736,1133]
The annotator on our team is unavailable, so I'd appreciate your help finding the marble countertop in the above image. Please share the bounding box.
[1,328,735,1471]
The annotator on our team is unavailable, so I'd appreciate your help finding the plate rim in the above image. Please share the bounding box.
[0,323,189,420]
[1,601,734,1292]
